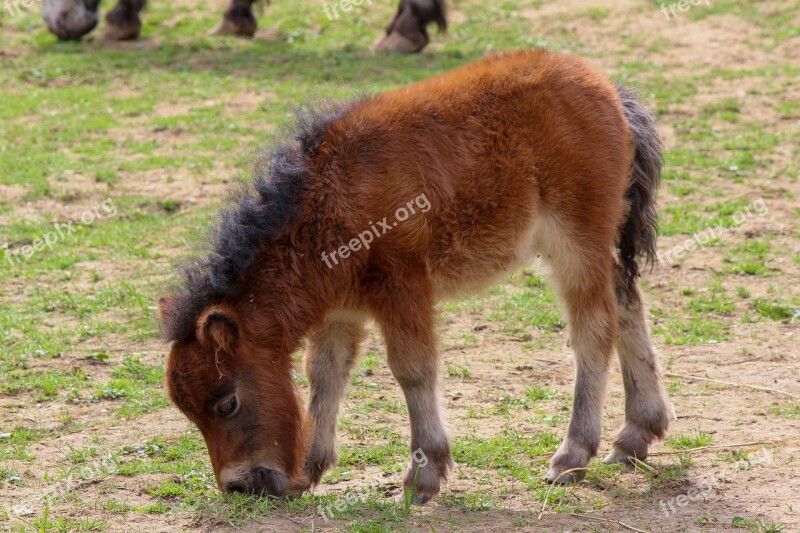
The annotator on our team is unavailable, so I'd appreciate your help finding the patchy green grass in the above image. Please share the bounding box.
[724,240,779,276]
[771,402,800,420]
[654,314,730,345]
[731,516,785,533]
[488,274,565,340]
[752,298,798,322]
[666,431,713,450]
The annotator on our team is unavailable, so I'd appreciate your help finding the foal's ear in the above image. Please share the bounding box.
[197,306,239,353]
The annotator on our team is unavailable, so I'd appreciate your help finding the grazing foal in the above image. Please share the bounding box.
[160,49,672,502]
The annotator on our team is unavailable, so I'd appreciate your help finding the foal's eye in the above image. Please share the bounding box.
[216,394,239,418]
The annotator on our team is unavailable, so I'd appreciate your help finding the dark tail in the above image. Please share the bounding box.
[616,85,662,288]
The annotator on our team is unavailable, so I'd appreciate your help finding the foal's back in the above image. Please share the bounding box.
[328,49,635,293]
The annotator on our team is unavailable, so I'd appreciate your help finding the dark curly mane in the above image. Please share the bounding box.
[161,100,357,342]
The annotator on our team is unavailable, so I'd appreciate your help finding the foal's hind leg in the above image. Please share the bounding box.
[304,317,369,484]
[604,270,671,464]
[545,244,617,484]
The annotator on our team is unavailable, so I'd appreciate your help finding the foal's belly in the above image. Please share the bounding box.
[428,213,541,299]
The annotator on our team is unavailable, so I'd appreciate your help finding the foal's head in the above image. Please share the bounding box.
[159,102,354,497]
[162,301,310,497]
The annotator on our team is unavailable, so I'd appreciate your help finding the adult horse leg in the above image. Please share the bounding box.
[368,265,453,503]
[376,0,447,54]
[42,0,102,40]
[209,0,257,37]
[304,317,369,484]
[104,0,145,40]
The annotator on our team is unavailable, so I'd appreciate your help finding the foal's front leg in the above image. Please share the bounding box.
[304,318,368,485]
[370,273,453,503]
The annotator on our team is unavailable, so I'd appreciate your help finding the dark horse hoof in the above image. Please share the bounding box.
[208,18,256,38]
[103,21,141,41]
[42,0,101,40]
[375,0,445,53]
[375,31,429,54]
[208,2,257,38]
[103,0,144,40]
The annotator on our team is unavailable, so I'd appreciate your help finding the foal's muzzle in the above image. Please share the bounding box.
[224,467,289,497]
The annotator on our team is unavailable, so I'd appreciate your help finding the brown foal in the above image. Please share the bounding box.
[160,49,671,503]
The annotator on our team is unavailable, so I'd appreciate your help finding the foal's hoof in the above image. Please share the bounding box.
[545,466,585,485]
[604,448,638,466]
[304,451,337,486]
[546,445,590,484]
[604,422,656,466]
[402,454,452,504]
[303,433,338,486]
[405,489,432,505]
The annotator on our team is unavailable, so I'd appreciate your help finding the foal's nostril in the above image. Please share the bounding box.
[252,467,282,497]
[223,468,286,496]
[254,467,272,481]
[226,482,248,494]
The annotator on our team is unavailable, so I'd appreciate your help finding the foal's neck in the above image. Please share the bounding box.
[240,240,334,356]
